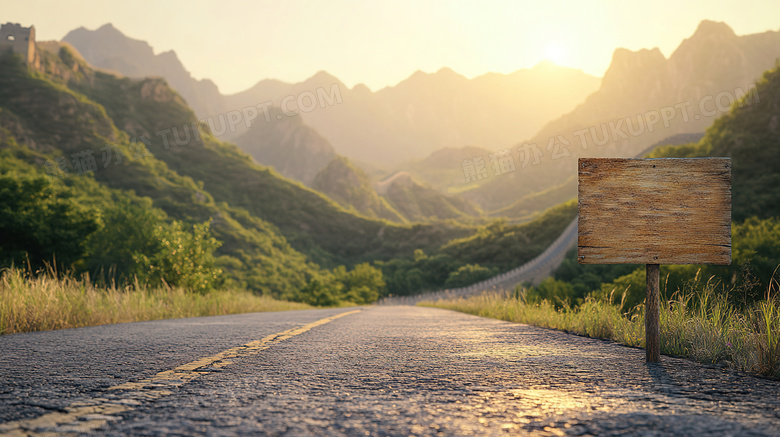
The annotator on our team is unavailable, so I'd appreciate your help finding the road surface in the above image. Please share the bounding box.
[1,306,778,436]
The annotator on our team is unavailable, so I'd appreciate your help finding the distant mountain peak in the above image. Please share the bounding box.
[97,23,119,32]
[91,23,130,40]
[602,47,666,85]
[312,70,336,79]
[351,83,372,94]
[435,66,458,76]
[304,70,342,86]
[692,20,736,40]
[394,67,467,89]
[65,23,150,51]
[610,47,665,65]
[533,60,559,69]
[157,50,179,60]
[408,69,428,79]
[669,20,740,62]
[435,67,468,82]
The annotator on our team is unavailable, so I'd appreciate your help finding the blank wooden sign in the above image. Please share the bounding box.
[578,158,731,265]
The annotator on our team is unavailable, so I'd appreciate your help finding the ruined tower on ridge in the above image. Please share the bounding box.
[0,22,38,67]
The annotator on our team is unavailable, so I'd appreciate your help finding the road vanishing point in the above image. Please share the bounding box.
[1,306,779,436]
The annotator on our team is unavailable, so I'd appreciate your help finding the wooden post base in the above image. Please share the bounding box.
[646,264,660,363]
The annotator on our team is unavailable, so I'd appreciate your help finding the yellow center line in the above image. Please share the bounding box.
[0,309,361,436]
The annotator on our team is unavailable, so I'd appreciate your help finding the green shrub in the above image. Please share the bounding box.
[0,174,98,270]
[333,262,385,304]
[85,196,164,283]
[444,264,497,288]
[294,278,344,307]
[526,277,576,306]
[292,263,385,305]
[593,268,647,312]
[133,219,222,293]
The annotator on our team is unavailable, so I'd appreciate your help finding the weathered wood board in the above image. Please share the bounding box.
[578,158,731,265]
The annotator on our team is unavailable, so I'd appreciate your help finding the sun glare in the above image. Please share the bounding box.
[543,42,568,65]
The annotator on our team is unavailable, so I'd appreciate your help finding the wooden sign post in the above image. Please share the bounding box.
[578,158,731,363]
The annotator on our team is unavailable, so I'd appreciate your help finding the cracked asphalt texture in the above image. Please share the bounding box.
[1,306,779,436]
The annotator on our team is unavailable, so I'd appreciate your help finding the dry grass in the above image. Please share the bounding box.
[0,267,313,335]
[421,279,780,378]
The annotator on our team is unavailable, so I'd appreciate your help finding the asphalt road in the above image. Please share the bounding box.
[1,306,779,436]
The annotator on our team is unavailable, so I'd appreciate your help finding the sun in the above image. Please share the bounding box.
[543,41,569,65]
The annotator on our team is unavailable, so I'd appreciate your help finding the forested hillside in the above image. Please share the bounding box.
[0,46,471,303]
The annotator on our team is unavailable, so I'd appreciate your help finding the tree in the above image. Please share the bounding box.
[333,263,385,304]
[85,196,164,282]
[0,175,98,270]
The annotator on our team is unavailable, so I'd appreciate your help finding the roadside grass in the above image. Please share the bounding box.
[0,267,313,335]
[420,277,780,379]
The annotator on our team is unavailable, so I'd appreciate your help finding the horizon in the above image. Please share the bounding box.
[6,0,780,94]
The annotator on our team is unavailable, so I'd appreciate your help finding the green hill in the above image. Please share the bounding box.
[489,176,576,222]
[0,48,321,296]
[379,200,576,296]
[233,106,337,185]
[378,172,482,223]
[311,156,405,223]
[312,156,483,224]
[392,146,493,192]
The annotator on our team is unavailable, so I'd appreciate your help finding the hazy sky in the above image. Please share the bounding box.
[7,1,780,94]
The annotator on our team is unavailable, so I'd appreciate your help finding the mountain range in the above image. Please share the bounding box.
[222,62,600,164]
[459,20,780,212]
[62,24,600,164]
[60,20,780,220]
